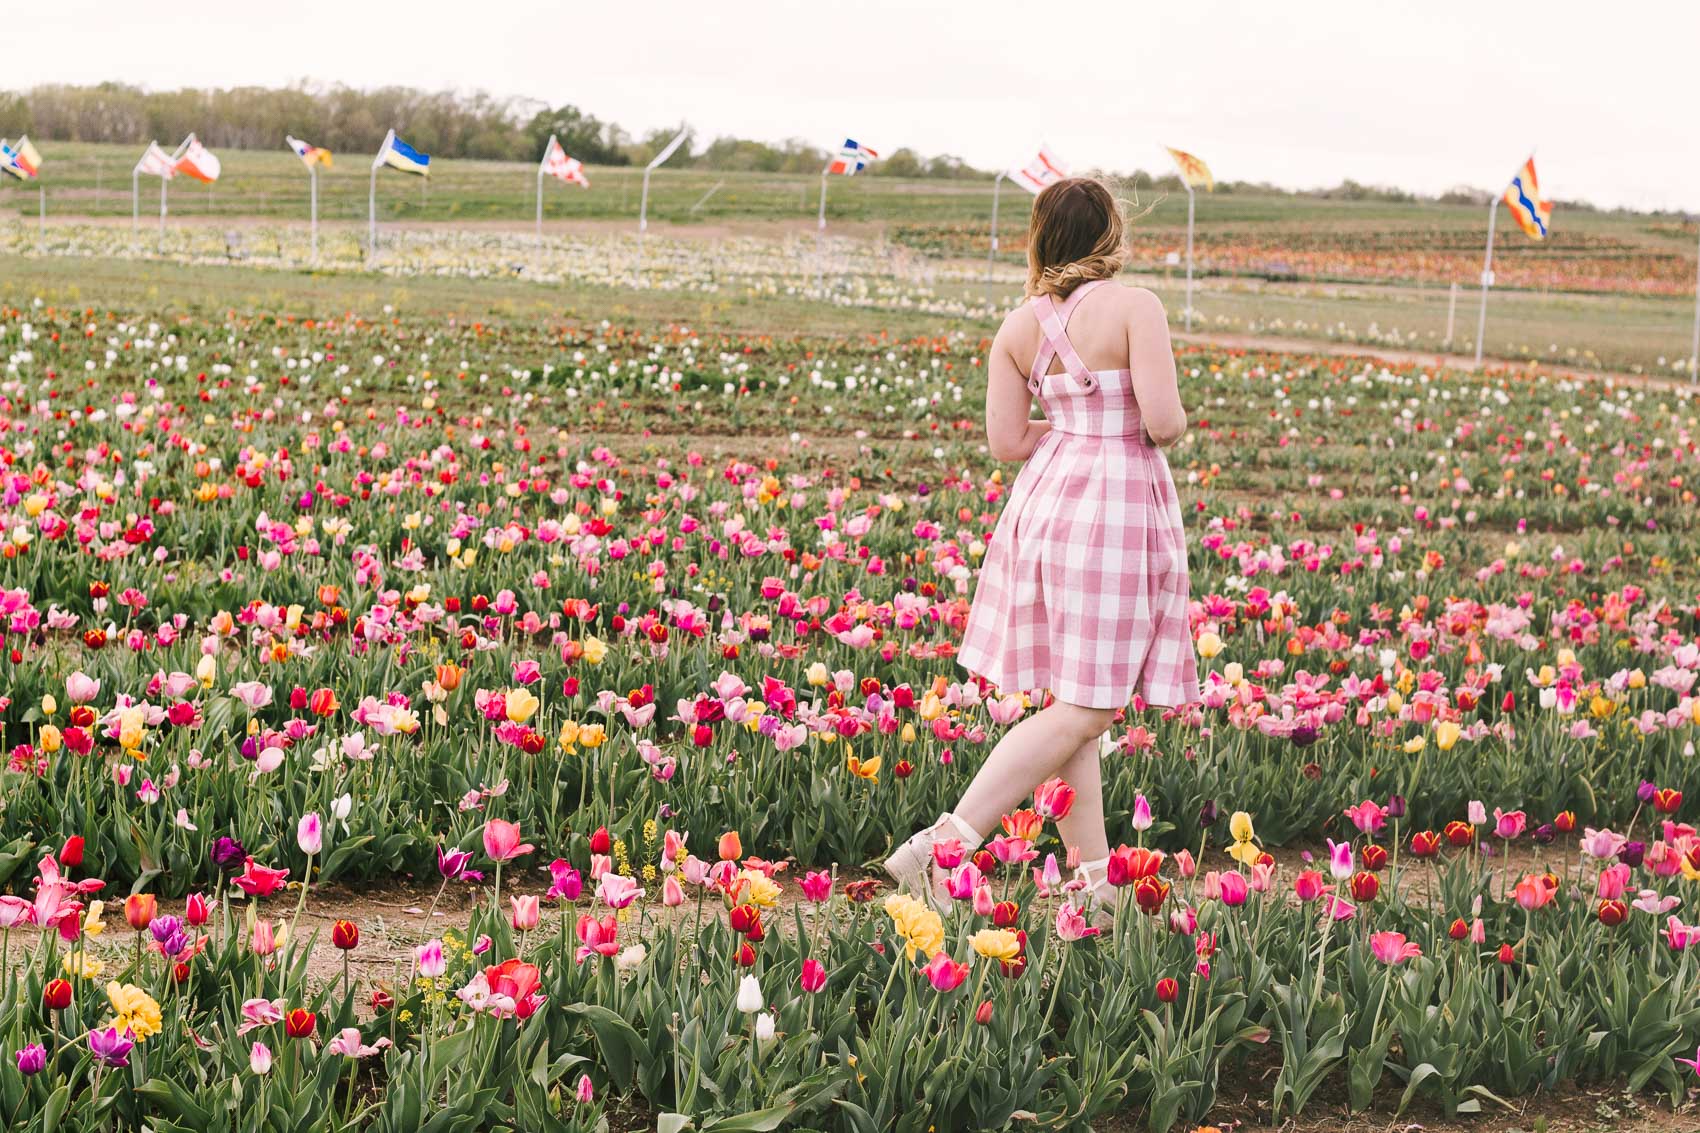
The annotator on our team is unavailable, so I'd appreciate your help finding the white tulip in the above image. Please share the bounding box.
[736,974,762,1014]
[755,1012,775,1042]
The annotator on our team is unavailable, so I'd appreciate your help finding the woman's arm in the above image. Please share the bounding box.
[985,319,1051,461]
[1126,288,1187,448]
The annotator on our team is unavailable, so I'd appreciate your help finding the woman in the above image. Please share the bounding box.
[884,177,1198,915]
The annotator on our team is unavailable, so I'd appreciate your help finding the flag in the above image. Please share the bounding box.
[1165,146,1214,192]
[135,141,176,179]
[287,135,332,169]
[173,136,221,184]
[1007,145,1069,194]
[0,136,42,180]
[827,138,878,176]
[1503,156,1551,239]
[373,129,430,176]
[541,136,588,187]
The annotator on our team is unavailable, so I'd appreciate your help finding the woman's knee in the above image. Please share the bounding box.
[1047,701,1117,742]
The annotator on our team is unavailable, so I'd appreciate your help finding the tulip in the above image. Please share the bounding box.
[415,940,446,978]
[1131,792,1154,832]
[1492,808,1527,840]
[1032,777,1076,821]
[662,876,685,907]
[296,813,323,856]
[1054,901,1100,942]
[15,1043,46,1075]
[482,820,534,862]
[1349,871,1379,902]
[596,873,644,910]
[87,1026,134,1068]
[546,860,583,901]
[1155,977,1179,1003]
[1292,870,1325,902]
[510,896,541,931]
[251,919,278,956]
[44,977,74,1010]
[718,831,742,862]
[576,1074,595,1103]
[800,958,827,993]
[250,1041,273,1074]
[975,1000,995,1025]
[124,893,156,931]
[284,1008,316,1038]
[331,920,359,950]
[736,974,762,1013]
[1597,899,1629,927]
[234,858,289,898]
[923,951,969,991]
[1369,931,1421,965]
[1216,871,1249,907]
[800,870,833,903]
[185,892,209,926]
[754,1012,776,1042]
[1326,838,1357,880]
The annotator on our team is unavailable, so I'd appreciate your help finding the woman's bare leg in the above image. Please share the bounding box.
[1052,736,1110,863]
[951,701,1116,837]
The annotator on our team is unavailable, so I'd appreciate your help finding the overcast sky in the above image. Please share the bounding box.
[12,0,1695,211]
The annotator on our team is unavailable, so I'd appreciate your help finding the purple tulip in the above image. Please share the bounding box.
[88,1026,134,1068]
[1619,841,1647,869]
[15,1043,46,1075]
[437,845,475,881]
[1638,780,1657,804]
[210,836,247,871]
[1385,795,1408,819]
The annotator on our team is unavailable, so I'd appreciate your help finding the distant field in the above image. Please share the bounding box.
[6,141,1696,298]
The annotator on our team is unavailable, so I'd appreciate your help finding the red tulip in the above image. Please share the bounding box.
[284,1009,317,1038]
[43,978,72,1010]
[331,920,359,950]
[1155,977,1179,1004]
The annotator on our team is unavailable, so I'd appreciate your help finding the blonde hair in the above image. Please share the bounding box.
[1024,177,1129,298]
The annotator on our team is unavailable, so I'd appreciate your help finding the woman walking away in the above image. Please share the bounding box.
[884,177,1198,918]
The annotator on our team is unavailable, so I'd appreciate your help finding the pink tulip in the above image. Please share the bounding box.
[1580,827,1627,860]
[482,820,534,862]
[1292,869,1326,902]
[1217,872,1249,907]
[510,895,541,931]
[576,1075,595,1103]
[922,951,969,992]
[1131,792,1154,832]
[250,1042,273,1075]
[1173,849,1196,878]
[546,860,583,901]
[1054,901,1100,941]
[596,873,644,910]
[234,858,289,898]
[1326,838,1354,881]
[662,876,685,907]
[1492,808,1527,840]
[1032,777,1076,821]
[1597,863,1632,901]
[415,940,446,978]
[972,884,994,917]
[296,812,323,856]
[1369,931,1422,965]
[800,870,833,903]
[1342,800,1387,835]
[800,958,827,993]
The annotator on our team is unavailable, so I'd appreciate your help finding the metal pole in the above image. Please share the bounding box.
[536,163,544,241]
[986,173,1003,283]
[817,166,829,231]
[1473,197,1499,368]
[368,165,377,260]
[1690,216,1699,382]
[1445,281,1458,346]
[1183,186,1196,333]
[131,170,138,245]
[309,166,318,262]
[639,165,652,235]
[158,176,167,253]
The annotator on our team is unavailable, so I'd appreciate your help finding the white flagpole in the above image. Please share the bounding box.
[368,164,378,260]
[1183,185,1196,333]
[158,175,167,253]
[817,163,830,232]
[309,165,318,262]
[38,184,44,239]
[1473,196,1499,368]
[986,172,1003,284]
[1690,216,1699,383]
[639,128,689,237]
[131,167,139,247]
[1445,281,1458,347]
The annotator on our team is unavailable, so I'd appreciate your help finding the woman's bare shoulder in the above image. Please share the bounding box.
[993,303,1040,352]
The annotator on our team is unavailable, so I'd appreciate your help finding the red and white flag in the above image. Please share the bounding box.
[541,136,589,188]
[1008,145,1069,194]
[134,141,176,179]
[173,136,221,184]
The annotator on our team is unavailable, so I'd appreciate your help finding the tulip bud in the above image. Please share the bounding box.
[975,1000,994,1025]
[124,894,157,931]
[1497,943,1516,965]
[1155,977,1179,1004]
[717,831,742,862]
[1448,917,1468,940]
[736,974,762,1013]
[331,920,360,950]
[185,892,209,926]
[588,826,612,855]
[250,1042,273,1075]
[43,978,72,1011]
[800,958,827,993]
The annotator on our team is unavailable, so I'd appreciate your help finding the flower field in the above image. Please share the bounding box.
[2,287,1700,1131]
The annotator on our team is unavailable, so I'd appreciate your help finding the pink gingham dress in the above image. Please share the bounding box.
[958,279,1199,709]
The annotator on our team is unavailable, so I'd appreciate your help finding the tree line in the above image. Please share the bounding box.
[0,82,987,178]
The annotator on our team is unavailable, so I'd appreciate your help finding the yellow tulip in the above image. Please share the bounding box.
[505,688,540,724]
[969,929,1021,961]
[1434,721,1461,751]
[1196,631,1223,659]
[1228,811,1256,843]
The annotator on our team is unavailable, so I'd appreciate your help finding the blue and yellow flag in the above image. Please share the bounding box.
[372,129,430,176]
[1503,157,1551,240]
